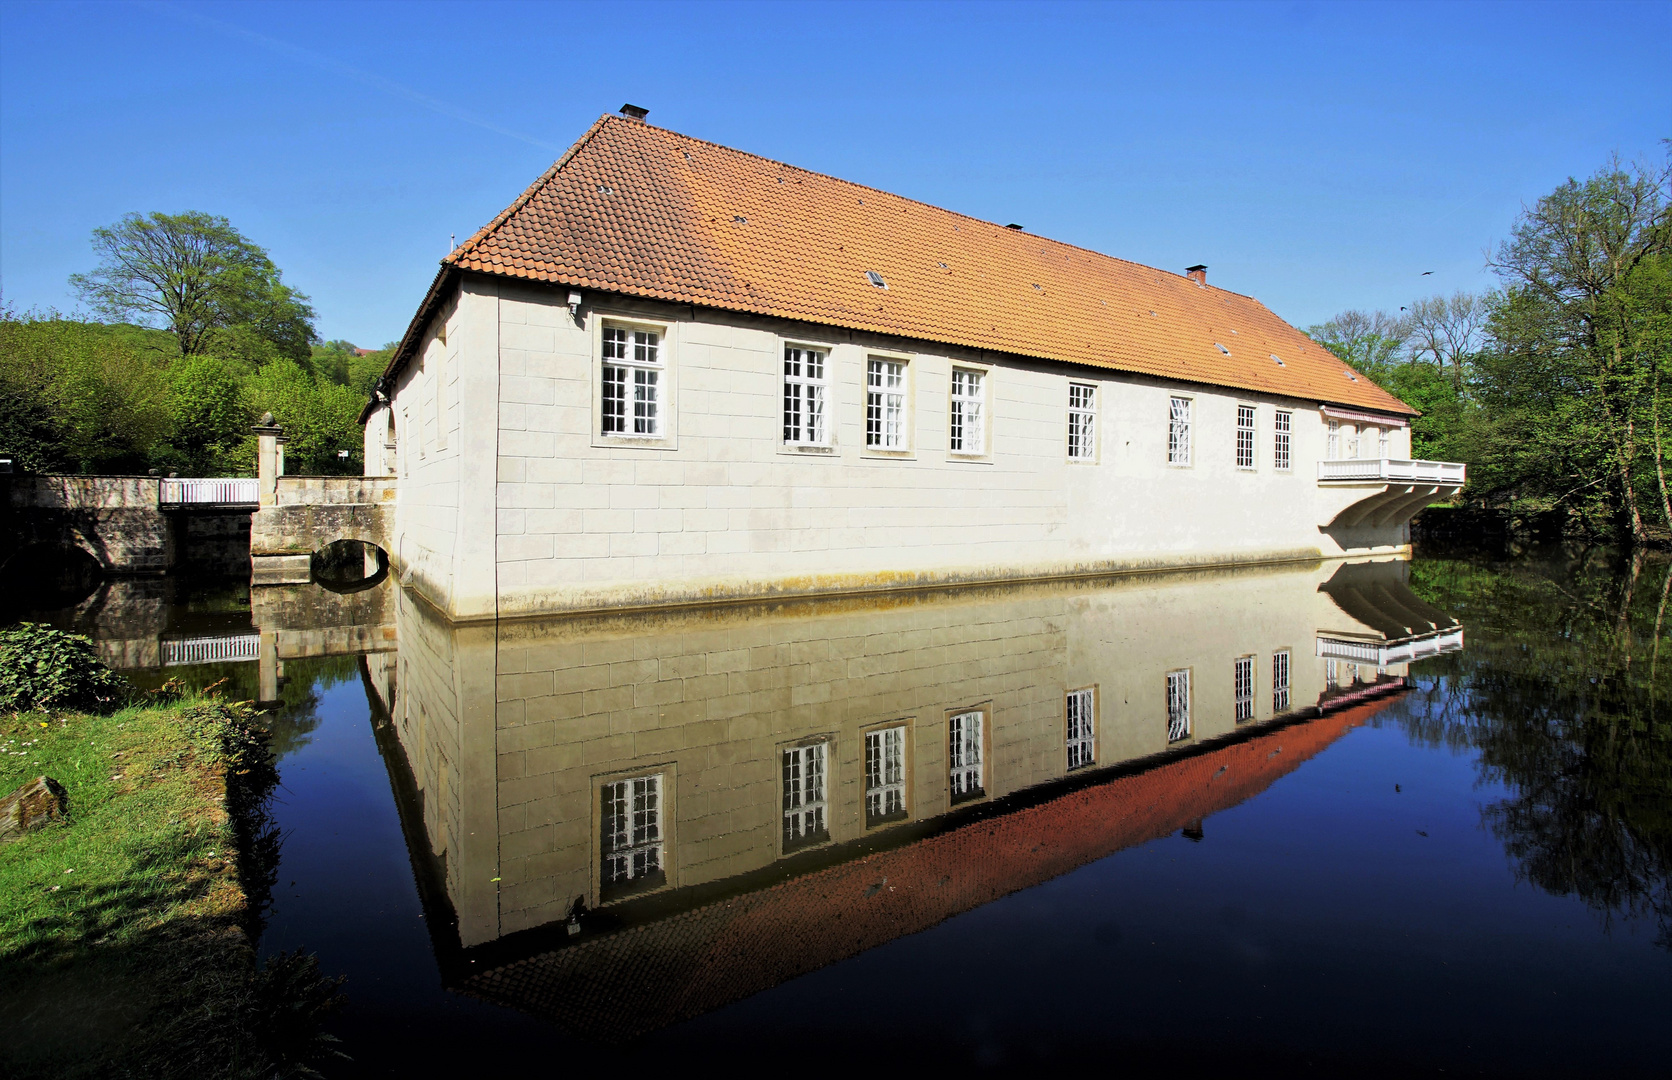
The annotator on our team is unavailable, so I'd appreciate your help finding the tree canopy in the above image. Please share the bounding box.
[69,211,316,361]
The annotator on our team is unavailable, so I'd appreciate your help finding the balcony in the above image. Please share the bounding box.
[1317,458,1466,485]
[1317,458,1466,534]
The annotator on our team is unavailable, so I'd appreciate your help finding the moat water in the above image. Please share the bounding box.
[16,545,1672,1076]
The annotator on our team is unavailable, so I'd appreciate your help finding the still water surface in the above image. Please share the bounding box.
[25,549,1672,1075]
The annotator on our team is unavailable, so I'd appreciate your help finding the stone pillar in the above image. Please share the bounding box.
[254,414,283,509]
[275,436,287,480]
[257,627,281,706]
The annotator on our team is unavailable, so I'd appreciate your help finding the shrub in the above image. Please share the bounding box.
[0,623,128,712]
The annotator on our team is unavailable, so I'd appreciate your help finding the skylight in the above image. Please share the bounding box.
[1214,343,1231,356]
[865,271,887,289]
[1270,353,1285,366]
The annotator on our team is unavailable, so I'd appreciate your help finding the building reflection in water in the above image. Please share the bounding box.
[353,556,1460,1041]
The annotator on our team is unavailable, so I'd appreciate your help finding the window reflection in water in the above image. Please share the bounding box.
[360,556,1458,1039]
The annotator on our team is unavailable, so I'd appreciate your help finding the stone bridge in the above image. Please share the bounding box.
[2,475,184,577]
[248,418,396,585]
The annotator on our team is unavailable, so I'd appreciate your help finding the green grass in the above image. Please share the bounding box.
[0,696,343,1077]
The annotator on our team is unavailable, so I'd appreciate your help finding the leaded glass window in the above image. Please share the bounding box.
[782,742,829,851]
[601,326,661,436]
[1068,383,1097,460]
[600,773,664,901]
[866,359,906,448]
[948,710,984,802]
[1066,687,1096,769]
[865,725,908,825]
[1167,669,1191,743]
[783,346,828,446]
[1168,397,1192,465]
[950,369,985,453]
[1234,656,1255,722]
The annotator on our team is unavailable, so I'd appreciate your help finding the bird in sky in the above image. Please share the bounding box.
[1421,271,1434,276]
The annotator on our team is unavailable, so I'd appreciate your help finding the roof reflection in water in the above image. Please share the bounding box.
[359,556,1461,1041]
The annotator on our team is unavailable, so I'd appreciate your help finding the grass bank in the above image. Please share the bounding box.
[0,693,341,1077]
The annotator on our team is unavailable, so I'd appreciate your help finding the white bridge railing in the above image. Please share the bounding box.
[163,633,262,666]
[160,477,260,505]
[1315,628,1464,668]
[1317,458,1467,485]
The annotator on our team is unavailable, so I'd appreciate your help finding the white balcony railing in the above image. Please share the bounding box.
[1315,628,1464,668]
[1317,458,1467,485]
[159,477,260,506]
[163,633,262,666]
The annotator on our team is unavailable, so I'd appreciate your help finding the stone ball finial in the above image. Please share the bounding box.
[260,411,275,426]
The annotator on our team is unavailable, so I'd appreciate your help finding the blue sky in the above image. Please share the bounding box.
[1,0,1666,347]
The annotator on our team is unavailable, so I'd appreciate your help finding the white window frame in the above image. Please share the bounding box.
[1234,656,1255,722]
[1326,419,1341,460]
[1066,686,1097,770]
[1168,396,1192,467]
[1067,382,1098,462]
[1235,404,1256,470]
[865,356,911,454]
[1166,669,1191,743]
[782,740,830,851]
[1377,427,1389,458]
[864,723,910,826]
[592,317,676,449]
[948,708,986,802]
[782,344,831,449]
[1325,658,1340,688]
[1272,650,1291,713]
[1273,410,1292,472]
[1345,424,1361,459]
[599,772,665,901]
[948,366,989,457]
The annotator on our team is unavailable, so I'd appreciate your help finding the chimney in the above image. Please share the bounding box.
[1185,264,1207,287]
[619,103,649,121]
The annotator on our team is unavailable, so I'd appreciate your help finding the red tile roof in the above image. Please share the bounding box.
[464,691,1399,1040]
[434,115,1412,416]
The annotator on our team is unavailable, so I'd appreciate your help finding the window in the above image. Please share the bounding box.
[865,725,908,826]
[1066,687,1096,769]
[1236,405,1256,469]
[1068,383,1097,461]
[1345,424,1360,459]
[601,326,662,436]
[783,346,828,446]
[949,368,985,454]
[948,710,985,802]
[1325,658,1340,688]
[1166,669,1191,743]
[1326,419,1341,460]
[1272,651,1291,713]
[782,742,829,851]
[1168,397,1192,466]
[600,773,665,901]
[866,359,907,449]
[1273,410,1292,471]
[1234,656,1255,722]
[1378,427,1389,458]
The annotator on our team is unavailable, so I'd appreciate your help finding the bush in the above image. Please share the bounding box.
[0,623,128,712]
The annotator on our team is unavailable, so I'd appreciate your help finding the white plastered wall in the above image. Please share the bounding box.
[484,280,1413,619]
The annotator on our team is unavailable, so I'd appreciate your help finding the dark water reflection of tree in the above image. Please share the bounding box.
[1399,544,1672,945]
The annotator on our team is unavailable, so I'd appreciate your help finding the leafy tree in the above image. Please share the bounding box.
[0,311,171,473]
[1406,290,1492,389]
[245,360,364,475]
[69,211,317,361]
[166,356,254,476]
[1307,308,1410,369]
[1487,155,1671,543]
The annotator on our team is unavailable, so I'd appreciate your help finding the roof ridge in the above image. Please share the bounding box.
[614,116,1265,306]
[445,114,613,268]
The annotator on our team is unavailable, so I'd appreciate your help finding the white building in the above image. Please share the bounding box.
[363,109,1462,622]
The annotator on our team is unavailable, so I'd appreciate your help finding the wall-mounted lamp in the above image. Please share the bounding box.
[568,291,584,322]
